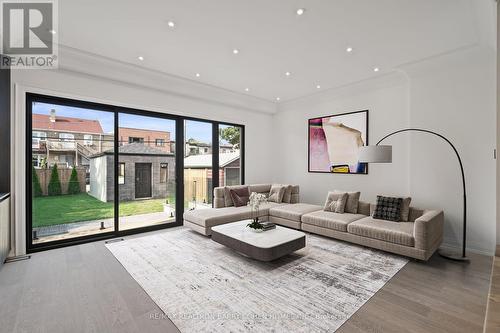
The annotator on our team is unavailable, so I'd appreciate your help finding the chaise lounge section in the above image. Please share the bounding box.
[183,184,443,260]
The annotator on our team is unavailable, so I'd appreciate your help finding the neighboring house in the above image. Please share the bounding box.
[183,140,236,156]
[119,127,172,153]
[89,143,175,202]
[183,151,241,204]
[32,110,113,169]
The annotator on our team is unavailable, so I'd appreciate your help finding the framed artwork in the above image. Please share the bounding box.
[308,110,368,174]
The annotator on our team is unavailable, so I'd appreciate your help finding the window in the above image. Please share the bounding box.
[160,163,168,183]
[118,163,125,184]
[225,168,240,186]
[84,134,93,146]
[32,131,46,149]
[59,133,74,141]
[129,137,144,144]
[219,124,242,187]
[32,131,47,140]
[27,93,243,252]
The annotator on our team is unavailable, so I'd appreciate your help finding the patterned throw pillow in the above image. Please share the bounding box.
[229,187,250,207]
[373,195,403,222]
[323,192,348,213]
[268,185,286,203]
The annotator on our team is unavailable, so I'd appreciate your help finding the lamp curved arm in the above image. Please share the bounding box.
[376,128,467,258]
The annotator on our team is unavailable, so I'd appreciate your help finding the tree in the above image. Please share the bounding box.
[47,164,62,196]
[32,165,43,197]
[219,126,240,147]
[67,166,81,195]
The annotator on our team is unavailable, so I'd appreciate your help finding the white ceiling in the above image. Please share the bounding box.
[58,0,494,103]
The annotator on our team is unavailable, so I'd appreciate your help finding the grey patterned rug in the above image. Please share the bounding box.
[106,227,408,332]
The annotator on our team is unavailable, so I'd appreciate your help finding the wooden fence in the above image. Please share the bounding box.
[34,167,86,196]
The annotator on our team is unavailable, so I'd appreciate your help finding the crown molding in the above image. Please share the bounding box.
[57,45,277,115]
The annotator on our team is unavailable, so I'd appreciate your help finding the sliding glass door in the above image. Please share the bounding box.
[27,93,245,252]
[118,113,177,231]
[218,124,243,186]
[183,120,212,211]
[30,100,116,244]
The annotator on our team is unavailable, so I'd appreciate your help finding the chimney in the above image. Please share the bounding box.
[49,109,56,123]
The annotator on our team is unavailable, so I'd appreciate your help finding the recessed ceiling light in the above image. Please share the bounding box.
[233,49,239,54]
[346,47,353,53]
[296,8,305,15]
[316,85,321,89]
[49,29,56,34]
[138,56,144,61]
[276,97,281,101]
[195,73,200,77]
[245,88,250,92]
[373,67,380,72]
[285,71,291,76]
[167,21,175,28]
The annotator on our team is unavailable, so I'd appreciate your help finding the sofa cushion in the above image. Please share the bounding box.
[282,185,293,203]
[229,187,250,207]
[347,217,415,246]
[184,202,287,228]
[400,197,412,222]
[334,190,360,214]
[268,185,286,203]
[301,210,366,232]
[323,191,348,213]
[184,206,252,228]
[223,186,249,207]
[373,195,403,222]
[269,203,322,222]
[254,202,287,216]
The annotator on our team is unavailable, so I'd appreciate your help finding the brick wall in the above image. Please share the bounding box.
[118,127,171,153]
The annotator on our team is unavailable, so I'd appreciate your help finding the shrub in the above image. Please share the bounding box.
[47,164,62,196]
[32,165,43,197]
[67,166,81,195]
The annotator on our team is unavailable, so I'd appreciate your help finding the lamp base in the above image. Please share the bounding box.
[438,249,470,262]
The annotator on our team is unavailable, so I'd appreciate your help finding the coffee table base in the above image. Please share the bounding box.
[212,230,306,262]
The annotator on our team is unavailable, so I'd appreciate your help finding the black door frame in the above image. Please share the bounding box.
[26,93,245,253]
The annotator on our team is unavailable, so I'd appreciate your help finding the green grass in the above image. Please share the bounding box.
[33,193,173,227]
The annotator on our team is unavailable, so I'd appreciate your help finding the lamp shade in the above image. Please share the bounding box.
[358,145,392,163]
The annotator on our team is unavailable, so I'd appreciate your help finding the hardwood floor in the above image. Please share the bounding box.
[0,229,493,333]
[484,247,500,333]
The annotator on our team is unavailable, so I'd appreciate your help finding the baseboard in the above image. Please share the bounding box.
[440,241,494,257]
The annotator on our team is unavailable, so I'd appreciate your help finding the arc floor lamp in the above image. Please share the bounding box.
[358,128,468,262]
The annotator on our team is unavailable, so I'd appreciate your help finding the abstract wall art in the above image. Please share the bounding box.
[308,110,368,174]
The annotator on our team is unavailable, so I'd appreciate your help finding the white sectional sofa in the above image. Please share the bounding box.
[183,184,444,260]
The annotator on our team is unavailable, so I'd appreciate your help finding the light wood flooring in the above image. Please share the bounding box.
[0,229,494,333]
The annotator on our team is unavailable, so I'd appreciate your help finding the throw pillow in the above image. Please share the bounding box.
[323,191,348,213]
[373,195,403,222]
[224,186,249,207]
[334,190,360,214]
[229,187,250,207]
[400,197,412,222]
[268,185,286,203]
[282,185,293,203]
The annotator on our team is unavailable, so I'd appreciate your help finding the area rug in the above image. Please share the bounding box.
[106,227,408,332]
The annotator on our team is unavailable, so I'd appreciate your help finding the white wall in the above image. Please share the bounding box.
[497,1,500,253]
[273,46,497,255]
[274,73,411,205]
[10,50,275,255]
[405,46,496,255]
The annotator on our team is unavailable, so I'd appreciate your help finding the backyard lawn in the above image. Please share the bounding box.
[33,193,174,227]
